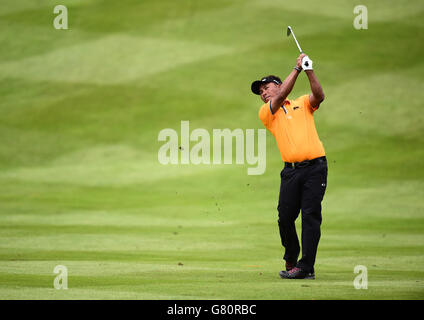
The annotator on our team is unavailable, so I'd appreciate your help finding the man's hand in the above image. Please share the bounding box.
[297,53,313,70]
[296,53,307,68]
[301,56,313,70]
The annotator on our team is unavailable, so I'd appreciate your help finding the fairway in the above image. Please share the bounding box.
[1,0,423,300]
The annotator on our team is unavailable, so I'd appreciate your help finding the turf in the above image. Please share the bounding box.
[0,0,423,300]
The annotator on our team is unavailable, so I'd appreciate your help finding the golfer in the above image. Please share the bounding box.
[251,53,327,279]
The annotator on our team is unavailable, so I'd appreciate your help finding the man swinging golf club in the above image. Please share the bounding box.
[251,27,328,279]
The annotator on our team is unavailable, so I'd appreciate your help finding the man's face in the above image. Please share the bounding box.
[259,82,280,103]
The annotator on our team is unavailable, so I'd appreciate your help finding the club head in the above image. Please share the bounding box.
[286,26,292,37]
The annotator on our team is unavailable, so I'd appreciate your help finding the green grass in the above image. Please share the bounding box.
[0,0,423,299]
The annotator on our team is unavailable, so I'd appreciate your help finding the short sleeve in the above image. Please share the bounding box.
[300,94,318,114]
[258,102,275,129]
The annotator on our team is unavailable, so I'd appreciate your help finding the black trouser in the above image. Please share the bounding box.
[277,157,328,273]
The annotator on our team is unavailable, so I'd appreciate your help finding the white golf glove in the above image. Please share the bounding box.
[301,56,313,70]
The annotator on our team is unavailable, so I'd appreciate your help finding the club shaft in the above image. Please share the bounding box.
[290,29,303,53]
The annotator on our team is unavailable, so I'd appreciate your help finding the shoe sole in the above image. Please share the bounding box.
[279,271,315,280]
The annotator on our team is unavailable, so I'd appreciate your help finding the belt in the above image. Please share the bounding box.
[285,156,326,169]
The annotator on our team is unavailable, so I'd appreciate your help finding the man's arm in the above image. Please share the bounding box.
[269,55,304,114]
[270,69,300,114]
[305,69,325,109]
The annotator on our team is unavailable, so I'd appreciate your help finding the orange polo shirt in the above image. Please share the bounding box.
[258,94,325,163]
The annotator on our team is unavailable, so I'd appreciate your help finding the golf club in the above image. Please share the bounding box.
[287,26,309,67]
[286,26,303,53]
